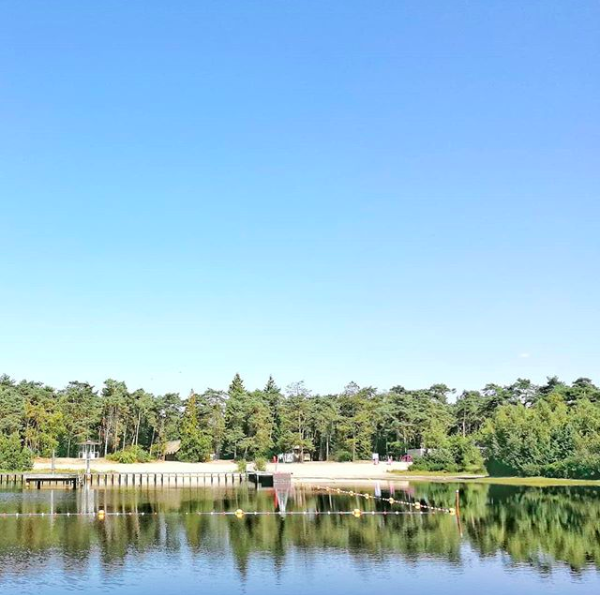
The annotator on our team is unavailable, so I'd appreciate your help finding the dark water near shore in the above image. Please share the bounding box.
[0,481,599,594]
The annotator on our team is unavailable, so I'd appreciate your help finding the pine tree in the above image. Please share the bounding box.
[263,375,282,450]
[223,374,249,459]
[178,392,212,462]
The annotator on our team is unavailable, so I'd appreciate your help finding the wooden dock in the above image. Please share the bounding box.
[248,471,292,488]
[247,471,274,487]
[23,473,81,489]
[0,471,246,489]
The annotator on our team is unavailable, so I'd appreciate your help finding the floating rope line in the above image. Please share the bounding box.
[315,486,456,514]
[0,509,433,519]
[0,487,454,519]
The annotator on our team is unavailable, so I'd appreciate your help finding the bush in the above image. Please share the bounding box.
[0,433,33,471]
[485,457,518,477]
[177,432,212,462]
[235,459,248,473]
[448,436,485,473]
[520,463,542,477]
[254,457,267,472]
[411,448,458,472]
[411,438,485,473]
[107,445,151,464]
[334,450,353,462]
[540,455,600,480]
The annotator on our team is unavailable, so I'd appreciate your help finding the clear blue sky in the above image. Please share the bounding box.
[1,1,599,397]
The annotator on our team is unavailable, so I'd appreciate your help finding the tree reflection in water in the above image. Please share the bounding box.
[0,482,599,580]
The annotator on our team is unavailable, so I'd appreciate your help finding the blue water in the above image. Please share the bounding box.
[0,482,598,594]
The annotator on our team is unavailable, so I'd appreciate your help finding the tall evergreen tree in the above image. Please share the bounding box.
[223,374,249,459]
[178,392,212,462]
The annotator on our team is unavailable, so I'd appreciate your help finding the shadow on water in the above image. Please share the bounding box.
[0,481,599,582]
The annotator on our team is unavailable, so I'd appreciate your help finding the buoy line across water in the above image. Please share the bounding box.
[314,486,456,515]
[0,510,436,519]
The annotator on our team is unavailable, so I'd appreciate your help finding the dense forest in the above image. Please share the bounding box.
[1,373,600,479]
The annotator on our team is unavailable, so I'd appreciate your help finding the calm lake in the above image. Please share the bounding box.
[0,481,599,594]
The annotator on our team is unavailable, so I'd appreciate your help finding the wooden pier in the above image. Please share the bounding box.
[23,473,81,489]
[0,471,246,489]
[248,471,292,489]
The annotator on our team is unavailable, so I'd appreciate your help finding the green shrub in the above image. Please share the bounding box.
[254,457,267,472]
[411,448,457,472]
[540,455,600,480]
[107,445,151,464]
[411,438,485,473]
[520,463,542,477]
[334,450,353,462]
[448,436,485,473]
[485,458,518,477]
[235,459,248,473]
[177,432,212,463]
[0,433,33,471]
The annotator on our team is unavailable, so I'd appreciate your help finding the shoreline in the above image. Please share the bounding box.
[30,459,600,487]
[33,458,412,481]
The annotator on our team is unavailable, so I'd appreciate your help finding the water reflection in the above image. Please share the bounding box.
[0,482,599,591]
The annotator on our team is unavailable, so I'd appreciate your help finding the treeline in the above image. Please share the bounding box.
[1,373,600,478]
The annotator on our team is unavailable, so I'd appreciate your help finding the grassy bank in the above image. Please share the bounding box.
[388,469,600,487]
[388,469,484,478]
[470,476,600,487]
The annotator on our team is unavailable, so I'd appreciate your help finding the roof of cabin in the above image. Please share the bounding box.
[164,440,181,455]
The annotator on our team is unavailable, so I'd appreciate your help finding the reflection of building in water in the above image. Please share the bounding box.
[274,473,292,513]
[78,485,97,514]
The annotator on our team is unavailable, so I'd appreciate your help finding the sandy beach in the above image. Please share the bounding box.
[34,458,413,481]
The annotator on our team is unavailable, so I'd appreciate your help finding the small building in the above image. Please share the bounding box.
[278,446,311,463]
[78,441,100,460]
[164,440,181,461]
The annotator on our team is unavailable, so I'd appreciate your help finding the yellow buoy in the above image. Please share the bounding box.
[448,507,456,515]
[97,509,105,520]
[363,494,370,500]
[348,491,354,496]
[235,509,244,518]
[352,509,362,518]
[388,497,395,504]
[414,502,421,510]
